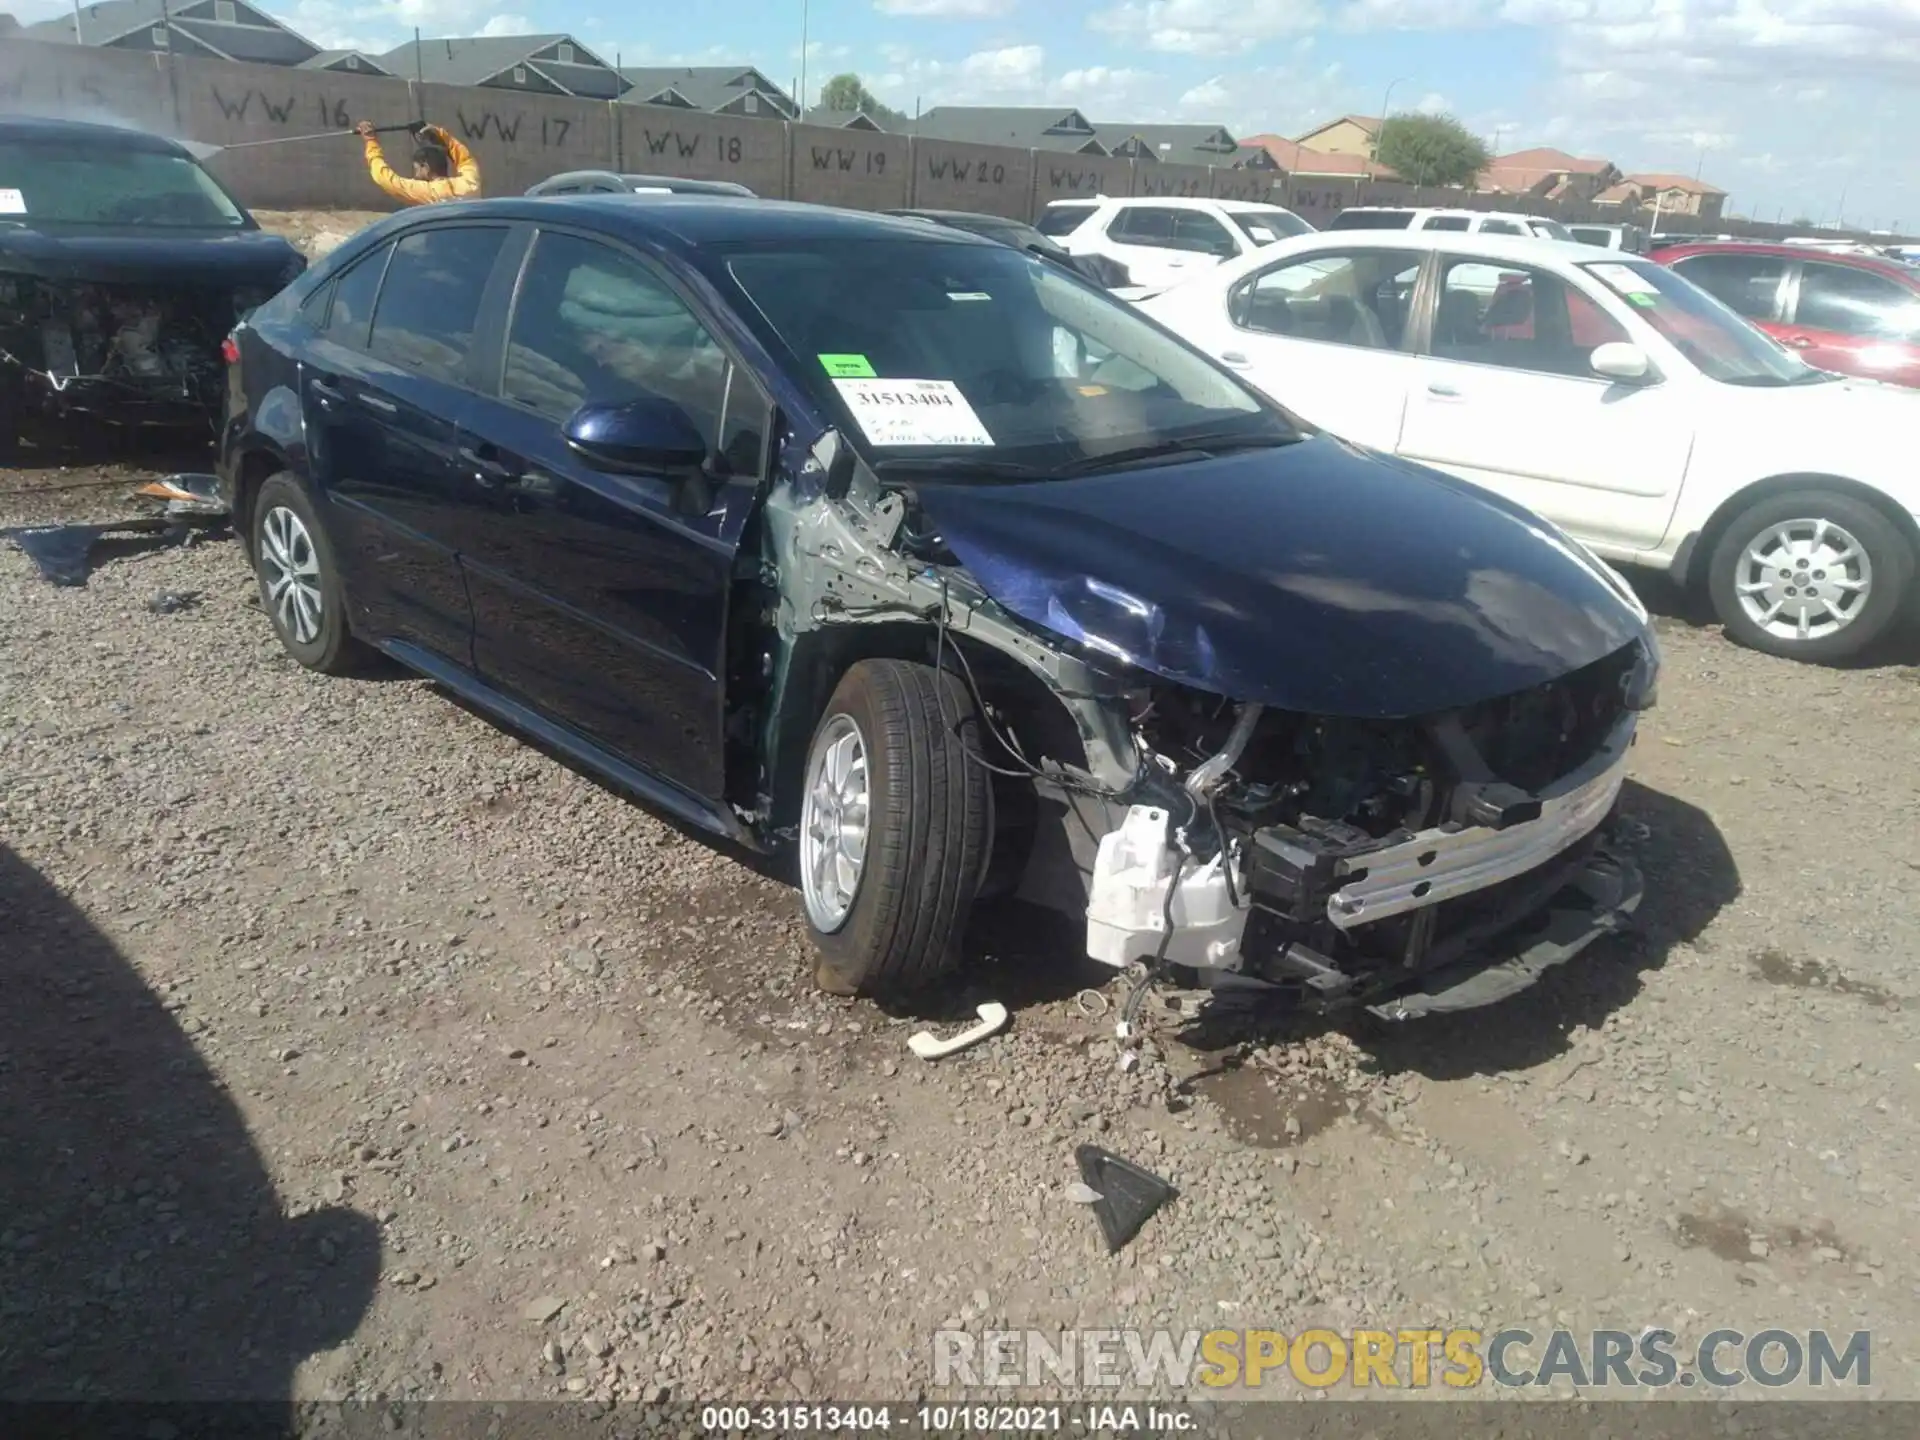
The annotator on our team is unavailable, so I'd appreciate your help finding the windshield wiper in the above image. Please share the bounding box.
[1054,430,1299,477]
[870,454,1051,480]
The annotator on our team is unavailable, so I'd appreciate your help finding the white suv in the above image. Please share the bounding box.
[1035,196,1315,292]
[1326,206,1575,241]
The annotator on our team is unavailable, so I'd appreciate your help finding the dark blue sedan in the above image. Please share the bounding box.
[219,196,1657,1016]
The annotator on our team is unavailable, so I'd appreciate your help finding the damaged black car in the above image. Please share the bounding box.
[218,197,1658,1019]
[0,116,306,458]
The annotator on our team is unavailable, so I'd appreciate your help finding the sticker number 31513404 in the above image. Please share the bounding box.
[830,378,995,447]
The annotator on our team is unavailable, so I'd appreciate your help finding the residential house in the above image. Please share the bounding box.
[301,49,393,77]
[1237,133,1396,181]
[801,106,887,131]
[1292,115,1381,159]
[1478,147,1619,203]
[1097,122,1239,165]
[1627,173,1727,222]
[620,66,796,119]
[28,0,319,65]
[1592,179,1644,210]
[907,106,1110,155]
[382,35,628,101]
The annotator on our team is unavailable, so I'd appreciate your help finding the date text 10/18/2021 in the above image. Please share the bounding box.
[700,1406,1193,1433]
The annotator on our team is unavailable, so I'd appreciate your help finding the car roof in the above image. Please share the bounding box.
[0,112,188,156]
[446,195,995,251]
[1281,229,1616,265]
[1651,240,1917,275]
[889,207,1032,227]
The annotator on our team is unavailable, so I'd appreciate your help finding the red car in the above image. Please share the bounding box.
[1649,241,1920,388]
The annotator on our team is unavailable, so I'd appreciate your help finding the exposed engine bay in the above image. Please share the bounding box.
[742,428,1658,1021]
[0,275,268,429]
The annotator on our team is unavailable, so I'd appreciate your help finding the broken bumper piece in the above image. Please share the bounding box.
[1364,845,1642,1020]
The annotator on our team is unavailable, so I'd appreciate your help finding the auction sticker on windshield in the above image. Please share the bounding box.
[0,189,25,215]
[832,378,994,447]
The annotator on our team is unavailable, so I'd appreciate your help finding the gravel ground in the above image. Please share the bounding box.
[2,455,1918,1408]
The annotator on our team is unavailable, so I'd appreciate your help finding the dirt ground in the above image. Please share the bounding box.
[253,210,390,263]
[2,451,1918,1409]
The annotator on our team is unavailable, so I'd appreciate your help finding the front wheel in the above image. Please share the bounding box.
[801,659,992,998]
[1707,489,1912,663]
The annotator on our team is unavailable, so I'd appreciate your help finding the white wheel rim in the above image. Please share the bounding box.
[1733,517,1872,643]
[260,504,324,646]
[799,714,870,933]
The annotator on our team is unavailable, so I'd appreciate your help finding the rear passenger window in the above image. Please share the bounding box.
[1671,253,1787,321]
[502,230,730,443]
[368,226,509,383]
[318,244,389,347]
[1422,216,1471,231]
[1480,220,1524,236]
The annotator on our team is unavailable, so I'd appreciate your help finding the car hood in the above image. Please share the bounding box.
[0,222,304,287]
[913,435,1649,718]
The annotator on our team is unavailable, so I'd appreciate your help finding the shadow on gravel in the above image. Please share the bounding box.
[0,842,380,1408]
[1346,779,1741,1082]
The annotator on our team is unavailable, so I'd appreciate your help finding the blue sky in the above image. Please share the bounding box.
[17,0,1919,225]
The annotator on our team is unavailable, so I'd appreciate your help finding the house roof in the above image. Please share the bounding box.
[1097,122,1239,164]
[1628,172,1727,196]
[1491,146,1612,175]
[381,34,620,94]
[29,0,319,62]
[908,106,1108,154]
[301,48,393,74]
[802,106,886,131]
[1294,114,1381,142]
[1593,181,1642,204]
[1237,134,1395,179]
[619,65,794,113]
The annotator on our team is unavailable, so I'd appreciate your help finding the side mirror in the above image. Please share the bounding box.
[563,397,707,476]
[1591,341,1653,383]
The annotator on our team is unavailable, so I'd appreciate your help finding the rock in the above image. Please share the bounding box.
[524,1295,567,1324]
[582,1330,613,1358]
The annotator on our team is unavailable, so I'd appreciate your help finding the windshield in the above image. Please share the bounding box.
[1228,207,1313,245]
[0,139,247,228]
[1580,259,1825,386]
[1528,218,1575,241]
[709,237,1291,475]
[1035,204,1094,237]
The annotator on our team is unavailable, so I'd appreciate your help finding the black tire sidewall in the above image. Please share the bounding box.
[807,659,991,997]
[1708,489,1912,662]
[251,474,354,673]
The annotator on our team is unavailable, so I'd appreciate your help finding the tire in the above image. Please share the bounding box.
[801,659,993,998]
[1707,488,1913,663]
[250,473,368,675]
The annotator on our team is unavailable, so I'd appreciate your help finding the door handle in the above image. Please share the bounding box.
[357,393,398,415]
[1220,350,1251,366]
[459,444,521,489]
[1427,382,1462,398]
[310,378,342,409]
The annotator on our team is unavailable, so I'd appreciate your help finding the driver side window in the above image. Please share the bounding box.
[502,230,729,444]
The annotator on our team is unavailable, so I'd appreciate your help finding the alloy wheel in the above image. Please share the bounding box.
[1732,517,1872,644]
[259,503,324,646]
[800,714,870,933]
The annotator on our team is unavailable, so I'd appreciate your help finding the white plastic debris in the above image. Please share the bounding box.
[1066,1182,1104,1204]
[906,1002,1009,1060]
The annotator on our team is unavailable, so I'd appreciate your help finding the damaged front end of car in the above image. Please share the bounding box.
[0,273,283,438]
[735,425,1658,1020]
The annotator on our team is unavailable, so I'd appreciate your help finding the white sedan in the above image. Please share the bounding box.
[1138,230,1920,663]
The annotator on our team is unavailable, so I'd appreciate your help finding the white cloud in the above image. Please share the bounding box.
[1088,0,1322,56]
[479,14,533,37]
[874,0,1016,14]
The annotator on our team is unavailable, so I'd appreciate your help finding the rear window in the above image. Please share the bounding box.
[1036,203,1095,237]
[1326,209,1414,230]
[1568,226,1612,247]
[1528,218,1575,241]
[1421,215,1471,232]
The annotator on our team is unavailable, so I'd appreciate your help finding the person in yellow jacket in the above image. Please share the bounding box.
[355,119,481,205]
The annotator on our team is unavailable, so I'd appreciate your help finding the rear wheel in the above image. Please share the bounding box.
[1707,489,1912,663]
[250,473,369,675]
[802,659,992,998]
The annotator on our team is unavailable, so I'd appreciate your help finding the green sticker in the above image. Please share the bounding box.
[1628,293,1657,307]
[819,353,876,378]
